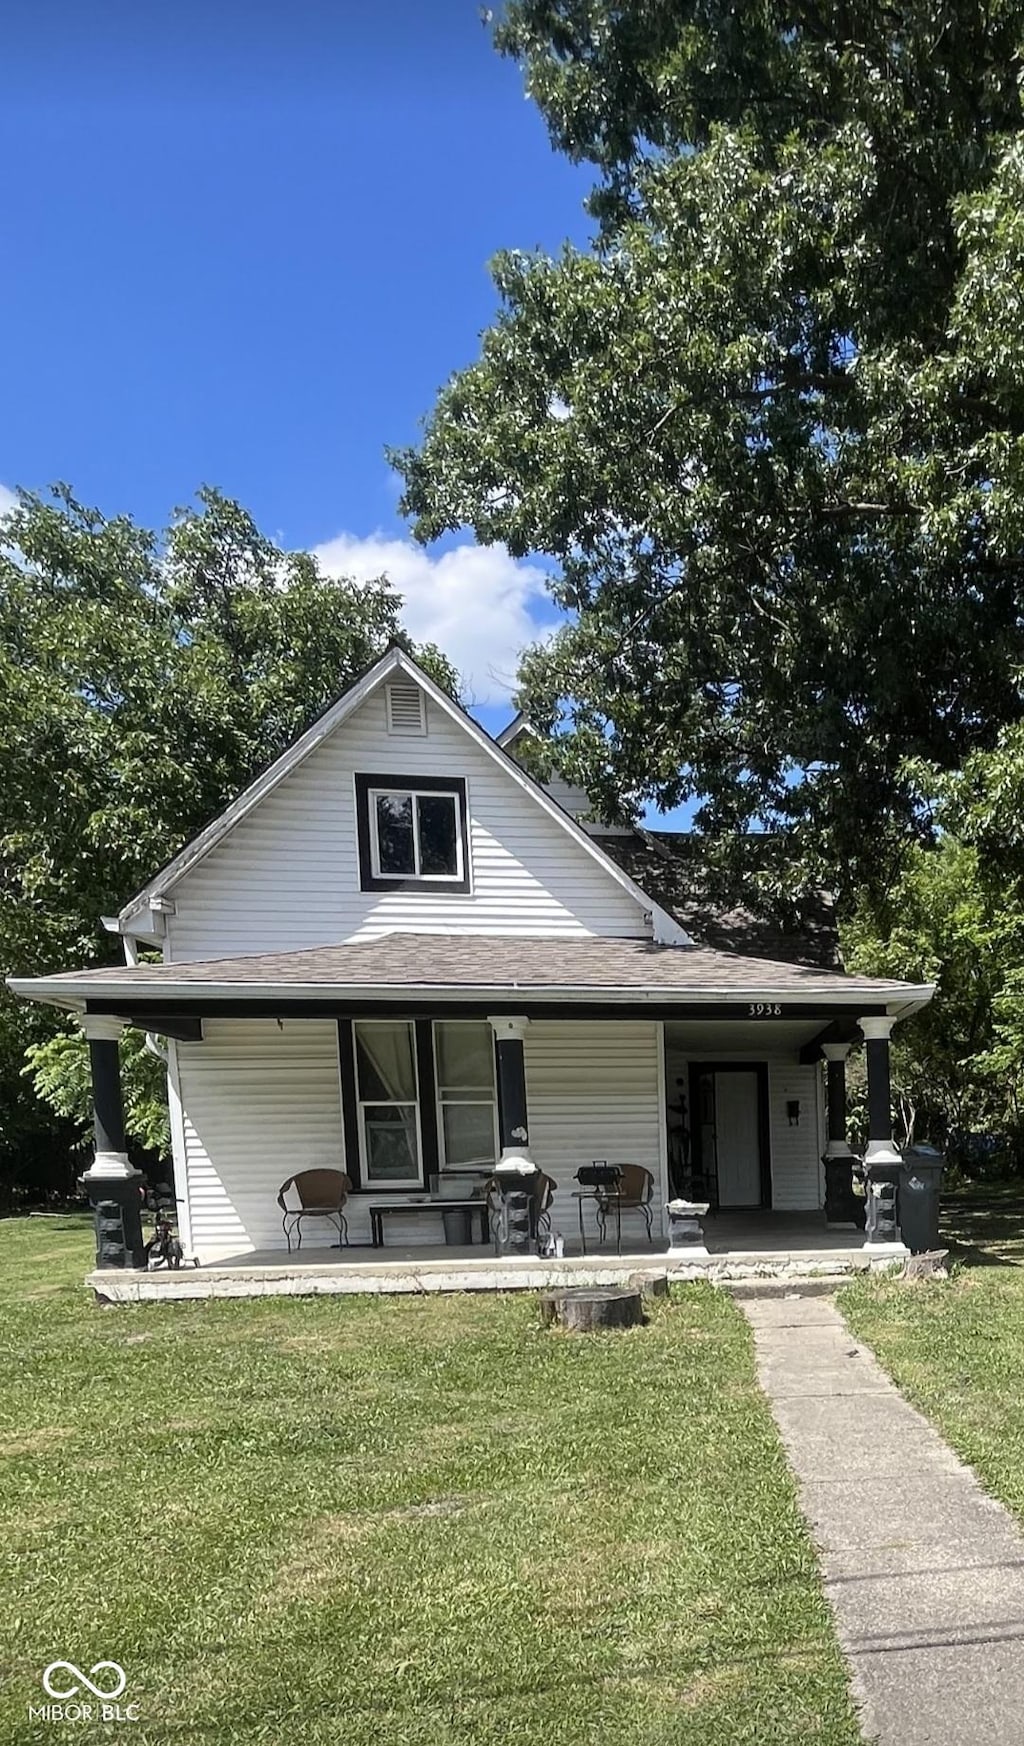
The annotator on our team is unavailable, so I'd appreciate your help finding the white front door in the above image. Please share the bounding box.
[715,1071,763,1207]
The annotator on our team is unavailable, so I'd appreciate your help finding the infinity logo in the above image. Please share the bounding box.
[42,1661,127,1700]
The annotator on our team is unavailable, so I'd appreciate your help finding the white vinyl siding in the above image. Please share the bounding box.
[167,685,647,959]
[524,1021,665,1244]
[768,1063,824,1211]
[172,1016,667,1258]
[176,1018,345,1260]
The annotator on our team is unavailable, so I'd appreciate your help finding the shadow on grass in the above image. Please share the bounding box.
[942,1190,1024,1269]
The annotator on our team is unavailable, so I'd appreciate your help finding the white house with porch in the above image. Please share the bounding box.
[10,647,934,1293]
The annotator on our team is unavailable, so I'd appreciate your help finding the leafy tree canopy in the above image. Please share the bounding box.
[0,485,456,1195]
[843,724,1024,1160]
[395,0,1024,896]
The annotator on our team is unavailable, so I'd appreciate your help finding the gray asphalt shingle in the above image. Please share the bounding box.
[25,932,921,997]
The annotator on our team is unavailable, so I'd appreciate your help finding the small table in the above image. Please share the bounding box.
[572,1188,623,1255]
[368,1199,489,1249]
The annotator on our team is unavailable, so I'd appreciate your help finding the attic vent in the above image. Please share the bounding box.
[386,682,427,736]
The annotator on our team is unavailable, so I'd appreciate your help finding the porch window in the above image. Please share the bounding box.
[355,773,470,893]
[435,1020,498,1170]
[354,1020,422,1186]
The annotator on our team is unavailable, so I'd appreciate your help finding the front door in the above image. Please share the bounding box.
[715,1071,762,1207]
[689,1063,770,1209]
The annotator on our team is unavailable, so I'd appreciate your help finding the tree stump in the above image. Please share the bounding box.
[628,1270,669,1300]
[900,1249,949,1280]
[538,1287,644,1331]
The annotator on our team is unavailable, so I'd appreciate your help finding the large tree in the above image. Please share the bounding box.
[842,723,1024,1162]
[0,486,456,1201]
[395,0,1024,897]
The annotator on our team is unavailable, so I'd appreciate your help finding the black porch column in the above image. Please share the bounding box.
[487,1015,539,1257]
[79,1015,146,1271]
[859,1015,903,1249]
[821,1043,862,1230]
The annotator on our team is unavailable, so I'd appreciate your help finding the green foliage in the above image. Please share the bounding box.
[843,837,1024,1153]
[0,485,458,1196]
[395,1,1024,894]
[843,708,1024,1161]
[23,1028,171,1157]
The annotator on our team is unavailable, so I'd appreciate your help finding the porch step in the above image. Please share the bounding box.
[723,1274,856,1300]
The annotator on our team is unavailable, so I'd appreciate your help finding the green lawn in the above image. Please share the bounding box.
[842,1186,1024,1523]
[0,1216,858,1745]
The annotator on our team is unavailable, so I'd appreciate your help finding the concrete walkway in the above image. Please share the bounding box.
[744,1294,1024,1745]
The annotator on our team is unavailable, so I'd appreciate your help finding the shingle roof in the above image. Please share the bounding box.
[12,933,927,1002]
[594,833,842,969]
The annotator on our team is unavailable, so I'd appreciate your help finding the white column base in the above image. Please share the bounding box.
[667,1242,710,1259]
[862,1240,910,1257]
[825,1139,857,1160]
[494,1147,538,1174]
[82,1152,138,1181]
[864,1138,902,1166]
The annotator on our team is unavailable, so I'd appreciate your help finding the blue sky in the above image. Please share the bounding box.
[2,0,596,733]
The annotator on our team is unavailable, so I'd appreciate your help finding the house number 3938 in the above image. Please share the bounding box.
[748,1003,782,1017]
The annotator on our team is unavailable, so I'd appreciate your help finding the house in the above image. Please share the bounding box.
[9,647,934,1275]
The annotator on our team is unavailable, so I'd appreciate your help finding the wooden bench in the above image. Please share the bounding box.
[368,1199,490,1249]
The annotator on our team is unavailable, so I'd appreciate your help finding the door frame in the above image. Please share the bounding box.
[688,1061,772,1210]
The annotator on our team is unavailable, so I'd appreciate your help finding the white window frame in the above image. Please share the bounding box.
[353,1019,424,1190]
[369,786,464,884]
[433,1019,500,1173]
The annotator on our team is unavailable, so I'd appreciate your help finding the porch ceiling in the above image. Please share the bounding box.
[665,1018,827,1053]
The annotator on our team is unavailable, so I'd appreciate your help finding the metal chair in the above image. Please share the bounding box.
[596,1163,655,1247]
[277,1169,351,1252]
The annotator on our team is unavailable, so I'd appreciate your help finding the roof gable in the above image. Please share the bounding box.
[118,648,687,943]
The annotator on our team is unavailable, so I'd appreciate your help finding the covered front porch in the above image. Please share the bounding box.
[8,932,935,1286]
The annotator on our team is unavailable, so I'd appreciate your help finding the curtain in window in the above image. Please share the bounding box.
[356,1022,416,1102]
[355,1022,421,1184]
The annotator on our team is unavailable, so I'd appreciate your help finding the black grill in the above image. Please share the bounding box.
[575,1162,622,1188]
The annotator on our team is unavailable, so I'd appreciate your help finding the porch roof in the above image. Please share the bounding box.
[9,932,934,1015]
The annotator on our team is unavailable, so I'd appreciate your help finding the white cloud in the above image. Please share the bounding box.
[313,531,553,704]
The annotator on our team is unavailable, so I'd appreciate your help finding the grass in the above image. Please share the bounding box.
[0,1215,859,1745]
[842,1184,1024,1523]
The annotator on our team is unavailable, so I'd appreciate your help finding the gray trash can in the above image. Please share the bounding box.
[898,1145,944,1253]
[441,1207,473,1246]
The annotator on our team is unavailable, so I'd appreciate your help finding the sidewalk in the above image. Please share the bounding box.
[744,1294,1024,1746]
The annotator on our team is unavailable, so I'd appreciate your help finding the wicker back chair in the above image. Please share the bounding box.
[277,1168,351,1253]
[597,1163,655,1245]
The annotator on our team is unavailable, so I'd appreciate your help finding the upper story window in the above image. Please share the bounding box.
[355,773,471,893]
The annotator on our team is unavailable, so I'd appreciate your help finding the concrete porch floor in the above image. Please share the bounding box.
[88,1213,908,1302]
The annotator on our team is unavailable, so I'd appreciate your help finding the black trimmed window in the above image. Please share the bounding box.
[434,1020,499,1170]
[353,1019,423,1187]
[355,773,470,893]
